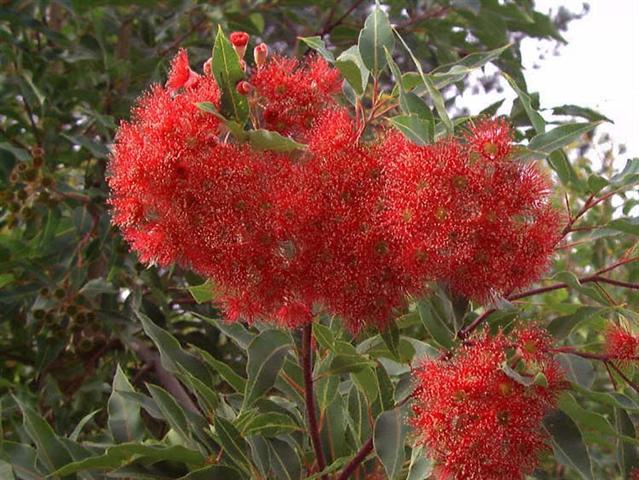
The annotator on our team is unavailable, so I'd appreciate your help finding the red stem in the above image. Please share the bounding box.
[336,438,373,480]
[458,256,639,339]
[301,324,328,480]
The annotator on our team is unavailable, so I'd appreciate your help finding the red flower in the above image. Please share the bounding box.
[383,119,562,302]
[251,55,342,139]
[604,324,638,361]
[412,330,565,479]
[166,48,201,91]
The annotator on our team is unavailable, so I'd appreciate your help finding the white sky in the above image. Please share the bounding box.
[458,0,639,161]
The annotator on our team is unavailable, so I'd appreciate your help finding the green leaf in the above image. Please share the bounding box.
[615,408,639,477]
[196,102,246,140]
[387,115,433,146]
[417,300,454,349]
[358,3,394,76]
[212,26,249,124]
[587,174,609,194]
[553,271,610,305]
[267,438,301,480]
[192,346,247,393]
[329,348,376,375]
[374,407,409,480]
[548,307,604,340]
[243,329,291,408]
[556,353,595,389]
[380,320,400,360]
[429,44,511,89]
[558,393,618,439]
[0,273,15,289]
[298,36,335,62]
[608,218,639,236]
[138,313,213,384]
[313,323,336,351]
[336,46,369,95]
[246,129,306,152]
[393,28,453,135]
[108,365,144,443]
[517,122,601,161]
[187,279,216,304]
[0,142,30,161]
[406,445,433,480]
[177,465,241,480]
[14,398,73,475]
[213,417,252,475]
[0,442,43,480]
[0,460,15,480]
[146,385,193,447]
[503,73,545,133]
[551,104,612,123]
[544,410,594,480]
[69,409,100,442]
[51,444,204,477]
[241,412,300,437]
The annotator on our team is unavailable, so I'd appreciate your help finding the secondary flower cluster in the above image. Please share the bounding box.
[108,42,562,331]
[412,327,566,479]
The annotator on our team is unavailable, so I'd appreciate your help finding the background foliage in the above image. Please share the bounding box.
[1,1,638,479]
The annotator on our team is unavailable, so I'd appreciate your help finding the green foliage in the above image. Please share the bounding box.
[0,1,637,480]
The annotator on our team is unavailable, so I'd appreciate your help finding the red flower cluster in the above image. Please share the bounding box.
[604,324,638,361]
[412,327,565,479]
[382,119,562,302]
[109,44,562,331]
[251,55,342,138]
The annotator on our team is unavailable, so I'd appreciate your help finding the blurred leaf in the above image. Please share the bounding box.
[187,279,216,304]
[544,410,594,480]
[615,408,639,477]
[14,398,74,475]
[503,73,545,133]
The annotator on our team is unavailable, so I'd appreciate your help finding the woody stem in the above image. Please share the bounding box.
[301,324,328,479]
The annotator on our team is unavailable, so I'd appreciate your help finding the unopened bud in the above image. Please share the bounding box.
[230,31,249,59]
[202,58,213,76]
[239,59,247,72]
[236,81,252,96]
[254,43,268,69]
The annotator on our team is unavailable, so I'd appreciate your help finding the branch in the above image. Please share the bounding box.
[317,0,366,38]
[458,256,639,339]
[336,438,373,480]
[300,324,328,480]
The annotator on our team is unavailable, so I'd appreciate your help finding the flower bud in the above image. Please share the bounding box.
[236,81,252,96]
[230,31,249,59]
[202,57,212,77]
[254,43,268,69]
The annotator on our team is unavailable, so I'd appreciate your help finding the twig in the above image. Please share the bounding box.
[336,438,373,480]
[300,324,328,480]
[458,257,639,339]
